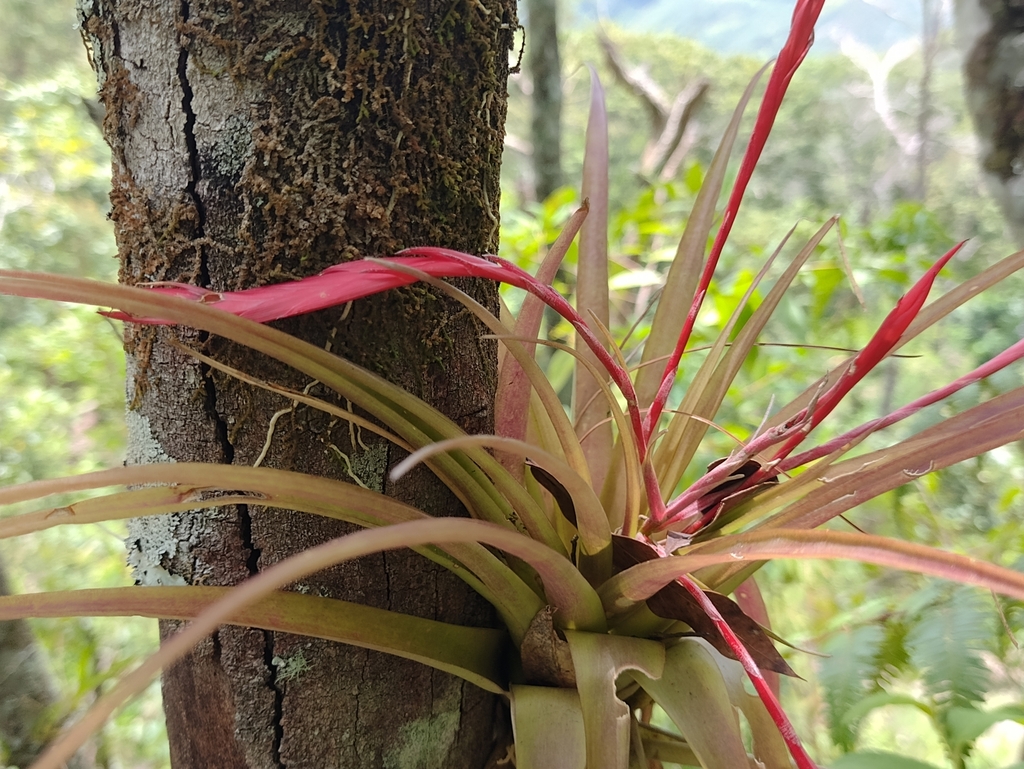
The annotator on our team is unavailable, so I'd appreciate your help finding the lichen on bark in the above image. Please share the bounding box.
[78,0,516,766]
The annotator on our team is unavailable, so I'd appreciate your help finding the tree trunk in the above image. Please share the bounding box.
[77,1,515,766]
[956,0,1024,245]
[525,0,562,200]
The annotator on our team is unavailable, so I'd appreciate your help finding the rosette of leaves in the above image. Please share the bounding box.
[3,2,1024,767]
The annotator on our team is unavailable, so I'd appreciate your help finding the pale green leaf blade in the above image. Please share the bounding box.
[395,434,611,572]
[510,685,587,769]
[900,247,1024,345]
[368,255,589,488]
[633,61,771,409]
[654,218,836,496]
[633,639,749,769]
[0,271,536,547]
[0,462,543,643]
[0,586,506,694]
[564,630,666,769]
[763,385,1024,531]
[600,63,773,523]
[635,723,701,767]
[761,247,1024,436]
[508,334,644,534]
[28,517,605,769]
[696,639,793,768]
[496,205,589,474]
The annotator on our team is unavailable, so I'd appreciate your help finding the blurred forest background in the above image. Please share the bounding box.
[0,0,1021,767]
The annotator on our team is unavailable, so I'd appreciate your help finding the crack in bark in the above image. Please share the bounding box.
[177,6,286,764]
[176,0,206,250]
[262,632,286,769]
[107,3,123,63]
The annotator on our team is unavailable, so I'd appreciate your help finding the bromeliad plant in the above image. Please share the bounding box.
[2,1,1024,767]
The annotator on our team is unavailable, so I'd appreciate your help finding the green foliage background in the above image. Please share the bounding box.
[0,2,167,767]
[0,0,1021,766]
[498,19,1024,769]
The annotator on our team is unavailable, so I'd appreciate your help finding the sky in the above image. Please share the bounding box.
[568,0,949,55]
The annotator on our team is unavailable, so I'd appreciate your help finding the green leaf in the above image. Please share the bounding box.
[611,535,794,675]
[494,204,590,481]
[393,434,611,583]
[684,638,792,768]
[632,639,749,769]
[24,517,605,769]
[600,529,1024,612]
[374,256,590,488]
[652,218,835,505]
[906,587,992,708]
[829,751,945,769]
[0,586,507,694]
[762,386,1024,532]
[633,62,769,409]
[902,248,1024,342]
[944,704,1024,753]
[0,271,562,553]
[0,462,544,644]
[517,335,645,535]
[761,247,1024,442]
[635,722,701,767]
[563,631,666,769]
[599,62,772,522]
[819,625,885,750]
[510,685,587,769]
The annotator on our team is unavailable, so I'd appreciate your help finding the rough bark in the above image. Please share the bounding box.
[525,0,562,200]
[956,0,1024,245]
[77,1,515,766]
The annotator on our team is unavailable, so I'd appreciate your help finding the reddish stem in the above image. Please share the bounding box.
[770,241,963,462]
[779,335,1024,473]
[675,573,819,769]
[645,0,826,441]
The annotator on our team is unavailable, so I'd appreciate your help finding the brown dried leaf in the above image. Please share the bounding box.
[528,460,577,527]
[520,606,577,688]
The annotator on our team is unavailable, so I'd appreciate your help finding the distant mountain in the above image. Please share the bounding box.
[569,0,932,55]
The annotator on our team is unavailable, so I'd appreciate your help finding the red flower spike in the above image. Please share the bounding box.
[779,334,1024,473]
[102,254,512,325]
[106,247,653,466]
[653,243,966,534]
[771,241,965,462]
[642,460,669,523]
[645,0,826,441]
